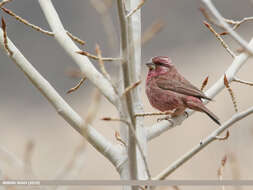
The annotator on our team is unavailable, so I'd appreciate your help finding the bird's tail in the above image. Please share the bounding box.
[201,106,221,126]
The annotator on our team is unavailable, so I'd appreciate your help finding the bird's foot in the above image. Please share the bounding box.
[184,111,189,118]
[157,116,174,125]
[157,115,171,122]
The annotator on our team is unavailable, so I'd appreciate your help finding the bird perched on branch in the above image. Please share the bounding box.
[145,56,220,125]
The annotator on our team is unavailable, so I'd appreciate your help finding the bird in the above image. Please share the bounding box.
[145,56,221,125]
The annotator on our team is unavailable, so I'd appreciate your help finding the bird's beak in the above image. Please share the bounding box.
[146,62,155,69]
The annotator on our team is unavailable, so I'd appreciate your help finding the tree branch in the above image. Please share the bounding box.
[153,106,253,180]
[0,27,122,169]
[202,0,253,55]
[38,0,118,105]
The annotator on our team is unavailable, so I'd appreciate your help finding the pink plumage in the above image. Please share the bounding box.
[145,56,220,125]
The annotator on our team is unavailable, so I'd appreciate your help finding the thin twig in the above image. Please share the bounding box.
[135,111,173,117]
[202,0,253,56]
[1,7,86,46]
[203,21,236,58]
[102,117,152,179]
[89,0,117,49]
[77,50,121,61]
[115,131,127,147]
[233,77,253,86]
[199,6,222,27]
[95,44,119,95]
[217,155,227,190]
[1,17,12,56]
[83,89,101,127]
[221,17,253,36]
[66,77,86,94]
[1,7,54,36]
[215,130,229,141]
[0,0,12,8]
[54,141,86,180]
[224,75,238,112]
[200,6,253,36]
[0,145,24,169]
[228,152,241,186]
[172,186,180,190]
[200,76,209,91]
[55,89,100,179]
[0,26,119,168]
[65,68,85,78]
[95,44,112,79]
[66,31,85,46]
[142,20,164,45]
[122,80,141,96]
[23,140,35,178]
[153,106,253,180]
[126,0,147,18]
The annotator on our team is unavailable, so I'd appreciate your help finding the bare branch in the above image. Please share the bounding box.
[39,0,118,105]
[1,17,13,56]
[115,131,127,147]
[153,106,253,180]
[221,17,253,36]
[202,0,253,55]
[199,6,221,27]
[117,0,146,181]
[55,90,101,180]
[203,21,236,58]
[1,7,86,46]
[89,0,117,49]
[23,140,35,178]
[126,0,147,18]
[215,130,229,141]
[66,31,85,46]
[1,7,54,36]
[102,117,151,179]
[66,77,86,94]
[200,75,209,91]
[122,80,141,96]
[0,28,121,167]
[135,111,173,118]
[233,77,253,86]
[77,50,121,61]
[142,20,165,45]
[54,140,86,180]
[224,75,238,112]
[0,144,24,169]
[0,0,12,8]
[217,155,227,190]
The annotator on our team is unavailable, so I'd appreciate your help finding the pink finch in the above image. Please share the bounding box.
[145,56,220,125]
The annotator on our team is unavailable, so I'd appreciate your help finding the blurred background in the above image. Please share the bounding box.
[0,0,253,189]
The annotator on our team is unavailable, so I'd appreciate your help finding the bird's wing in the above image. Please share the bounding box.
[156,77,212,100]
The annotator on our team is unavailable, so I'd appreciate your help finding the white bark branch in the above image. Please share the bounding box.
[147,37,253,141]
[202,0,253,55]
[117,0,148,184]
[38,0,118,105]
[0,28,122,169]
[153,106,253,180]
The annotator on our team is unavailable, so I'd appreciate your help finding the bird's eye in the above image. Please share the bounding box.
[150,64,156,70]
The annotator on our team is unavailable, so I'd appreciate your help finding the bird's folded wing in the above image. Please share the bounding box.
[156,78,212,100]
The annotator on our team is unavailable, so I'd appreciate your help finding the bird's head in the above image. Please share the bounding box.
[146,56,173,74]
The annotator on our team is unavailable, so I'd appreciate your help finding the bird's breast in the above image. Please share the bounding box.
[146,82,183,112]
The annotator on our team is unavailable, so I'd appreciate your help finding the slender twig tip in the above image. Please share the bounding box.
[101,117,111,121]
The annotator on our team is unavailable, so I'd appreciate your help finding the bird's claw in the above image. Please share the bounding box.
[184,111,189,118]
[157,116,174,126]
[157,115,171,122]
